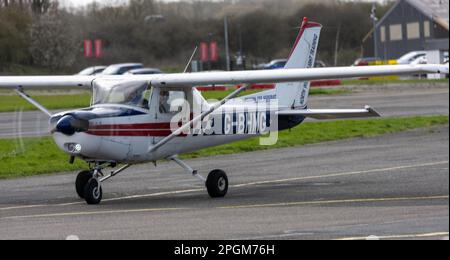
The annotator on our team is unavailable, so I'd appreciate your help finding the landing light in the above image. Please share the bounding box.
[67,143,82,154]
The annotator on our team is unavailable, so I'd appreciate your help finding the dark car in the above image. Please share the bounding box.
[264,59,288,70]
[101,63,144,75]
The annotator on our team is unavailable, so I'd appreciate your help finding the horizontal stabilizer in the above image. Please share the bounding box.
[277,106,380,120]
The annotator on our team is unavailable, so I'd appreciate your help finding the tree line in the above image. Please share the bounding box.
[0,0,393,74]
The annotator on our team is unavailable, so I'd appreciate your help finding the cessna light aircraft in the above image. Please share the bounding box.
[0,18,448,204]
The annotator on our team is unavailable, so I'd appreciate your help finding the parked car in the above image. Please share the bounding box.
[410,55,427,65]
[264,59,287,70]
[77,66,107,75]
[125,68,163,75]
[101,63,144,75]
[352,57,381,66]
[314,60,327,68]
[397,51,427,65]
[255,59,327,70]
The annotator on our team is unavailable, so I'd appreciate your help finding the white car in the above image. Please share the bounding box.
[397,51,427,65]
[101,63,144,75]
[410,55,427,65]
[77,66,107,75]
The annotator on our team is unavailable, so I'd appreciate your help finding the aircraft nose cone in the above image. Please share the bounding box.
[55,115,89,136]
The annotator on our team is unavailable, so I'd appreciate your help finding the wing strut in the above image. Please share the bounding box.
[148,84,251,154]
[15,87,52,117]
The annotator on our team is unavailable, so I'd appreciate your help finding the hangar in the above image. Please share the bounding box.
[362,0,449,61]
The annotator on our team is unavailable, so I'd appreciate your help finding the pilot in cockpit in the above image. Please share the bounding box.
[159,90,171,113]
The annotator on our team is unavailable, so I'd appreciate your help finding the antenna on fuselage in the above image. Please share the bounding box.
[183,46,198,73]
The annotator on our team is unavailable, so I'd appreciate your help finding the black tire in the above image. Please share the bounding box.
[84,178,103,205]
[206,169,228,198]
[75,170,93,199]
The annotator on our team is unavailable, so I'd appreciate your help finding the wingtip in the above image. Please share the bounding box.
[365,105,382,117]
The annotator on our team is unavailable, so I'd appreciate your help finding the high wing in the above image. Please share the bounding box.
[149,64,448,87]
[277,106,380,120]
[0,64,448,89]
[0,75,95,88]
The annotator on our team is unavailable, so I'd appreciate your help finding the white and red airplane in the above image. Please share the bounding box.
[0,18,448,204]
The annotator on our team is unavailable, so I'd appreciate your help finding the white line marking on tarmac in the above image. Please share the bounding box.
[0,160,448,212]
[335,232,450,240]
[232,161,450,188]
[1,207,189,220]
[217,195,449,210]
[0,204,47,211]
[1,195,448,220]
[236,232,316,240]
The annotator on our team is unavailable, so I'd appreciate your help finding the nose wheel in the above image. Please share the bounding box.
[76,170,103,205]
[75,163,131,205]
[84,178,103,205]
[75,170,93,199]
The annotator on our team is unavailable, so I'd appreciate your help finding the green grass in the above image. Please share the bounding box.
[0,93,92,112]
[342,78,449,86]
[0,115,447,179]
[0,138,87,179]
[0,88,348,112]
[183,115,449,158]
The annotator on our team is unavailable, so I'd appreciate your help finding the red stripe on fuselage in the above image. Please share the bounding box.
[89,122,173,130]
[86,130,186,137]
[86,122,187,137]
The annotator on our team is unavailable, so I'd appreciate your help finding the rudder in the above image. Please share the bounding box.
[276,17,322,109]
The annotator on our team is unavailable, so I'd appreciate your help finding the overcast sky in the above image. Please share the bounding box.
[60,0,387,8]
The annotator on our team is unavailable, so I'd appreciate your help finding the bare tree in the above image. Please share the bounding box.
[29,12,78,70]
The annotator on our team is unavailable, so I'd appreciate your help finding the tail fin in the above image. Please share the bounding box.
[276,17,322,109]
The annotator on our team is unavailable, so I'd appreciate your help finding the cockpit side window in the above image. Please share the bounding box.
[159,90,186,114]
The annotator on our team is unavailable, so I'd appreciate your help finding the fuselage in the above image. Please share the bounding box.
[51,103,304,164]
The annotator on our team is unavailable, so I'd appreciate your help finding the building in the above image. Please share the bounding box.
[362,0,449,61]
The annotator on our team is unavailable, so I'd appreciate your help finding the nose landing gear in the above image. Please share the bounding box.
[84,178,103,205]
[75,163,131,205]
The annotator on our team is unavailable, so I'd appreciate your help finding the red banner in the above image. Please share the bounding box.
[210,41,218,62]
[94,39,103,58]
[84,40,93,58]
[200,42,209,62]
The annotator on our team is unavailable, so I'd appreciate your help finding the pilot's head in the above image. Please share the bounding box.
[160,90,169,103]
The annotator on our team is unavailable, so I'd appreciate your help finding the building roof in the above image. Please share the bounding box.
[408,0,449,29]
[363,0,449,43]
[377,0,449,30]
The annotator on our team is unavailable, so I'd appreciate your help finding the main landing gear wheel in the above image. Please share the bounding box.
[75,170,93,199]
[206,169,228,198]
[84,178,103,205]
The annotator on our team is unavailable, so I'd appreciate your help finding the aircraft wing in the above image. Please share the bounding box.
[277,106,381,120]
[0,64,448,89]
[0,75,95,89]
[149,64,448,87]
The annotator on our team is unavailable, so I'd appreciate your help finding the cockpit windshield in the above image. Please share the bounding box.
[92,79,151,109]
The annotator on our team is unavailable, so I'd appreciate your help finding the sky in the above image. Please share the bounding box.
[60,0,387,8]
